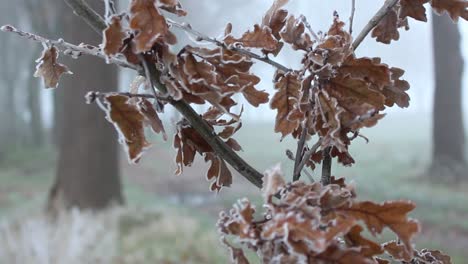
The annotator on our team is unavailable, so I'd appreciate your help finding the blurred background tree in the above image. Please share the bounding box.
[431,13,466,182]
[47,0,123,211]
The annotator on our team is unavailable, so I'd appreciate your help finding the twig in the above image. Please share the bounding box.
[321,147,332,185]
[167,19,290,72]
[349,0,356,35]
[64,0,107,34]
[352,0,399,50]
[87,91,169,101]
[286,149,315,182]
[62,0,265,189]
[295,138,322,178]
[293,127,307,181]
[300,15,320,42]
[0,25,139,71]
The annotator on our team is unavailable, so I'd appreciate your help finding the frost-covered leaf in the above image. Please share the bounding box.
[270,71,303,139]
[224,24,281,52]
[157,0,187,16]
[129,0,175,53]
[138,98,167,140]
[103,16,127,57]
[100,94,150,164]
[34,46,72,88]
[431,0,468,22]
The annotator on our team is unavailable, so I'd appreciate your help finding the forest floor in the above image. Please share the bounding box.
[1,116,468,263]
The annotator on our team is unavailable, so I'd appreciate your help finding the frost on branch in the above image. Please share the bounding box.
[34,46,72,88]
[218,166,451,264]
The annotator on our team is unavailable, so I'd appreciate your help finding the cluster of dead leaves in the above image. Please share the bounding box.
[218,165,451,264]
[373,0,468,44]
[174,106,243,192]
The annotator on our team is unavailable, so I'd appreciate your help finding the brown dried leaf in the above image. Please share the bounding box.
[262,0,289,39]
[129,0,174,53]
[400,0,429,21]
[312,244,376,264]
[103,16,127,57]
[224,24,281,52]
[222,238,250,264]
[382,240,413,262]
[138,98,167,140]
[345,226,383,257]
[371,7,400,44]
[336,201,420,252]
[242,86,269,107]
[416,249,452,264]
[431,0,468,22]
[101,94,150,164]
[261,164,285,200]
[340,56,392,89]
[225,138,242,151]
[34,46,72,89]
[271,71,303,138]
[280,15,314,51]
[205,153,232,192]
[158,0,187,16]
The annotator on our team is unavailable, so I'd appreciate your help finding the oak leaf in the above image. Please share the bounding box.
[371,7,400,44]
[129,0,175,53]
[157,0,187,16]
[271,71,304,138]
[335,201,420,252]
[224,24,281,52]
[431,0,468,22]
[138,98,167,140]
[280,15,314,51]
[34,46,72,88]
[101,94,151,164]
[400,0,429,21]
[103,16,127,57]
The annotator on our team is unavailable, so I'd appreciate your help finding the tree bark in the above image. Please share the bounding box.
[48,1,123,211]
[430,13,466,182]
[27,51,44,147]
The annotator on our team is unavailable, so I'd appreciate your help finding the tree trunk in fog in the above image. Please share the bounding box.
[430,13,466,182]
[48,1,123,211]
[27,49,44,147]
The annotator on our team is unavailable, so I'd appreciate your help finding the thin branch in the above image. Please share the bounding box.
[87,91,169,101]
[64,0,107,33]
[63,0,265,188]
[286,149,315,182]
[295,138,322,179]
[293,126,307,181]
[167,19,290,72]
[300,15,320,42]
[321,147,332,185]
[352,0,399,50]
[0,25,139,71]
[349,0,356,35]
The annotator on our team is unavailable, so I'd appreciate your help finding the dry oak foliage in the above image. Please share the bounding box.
[34,46,72,88]
[372,0,468,44]
[218,165,450,264]
[20,0,467,262]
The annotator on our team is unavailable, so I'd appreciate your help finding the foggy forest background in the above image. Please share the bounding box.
[0,0,467,263]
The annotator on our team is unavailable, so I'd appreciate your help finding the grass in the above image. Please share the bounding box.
[1,114,468,263]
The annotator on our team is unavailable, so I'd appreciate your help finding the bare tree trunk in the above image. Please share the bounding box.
[27,51,44,147]
[430,13,466,182]
[48,1,123,211]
